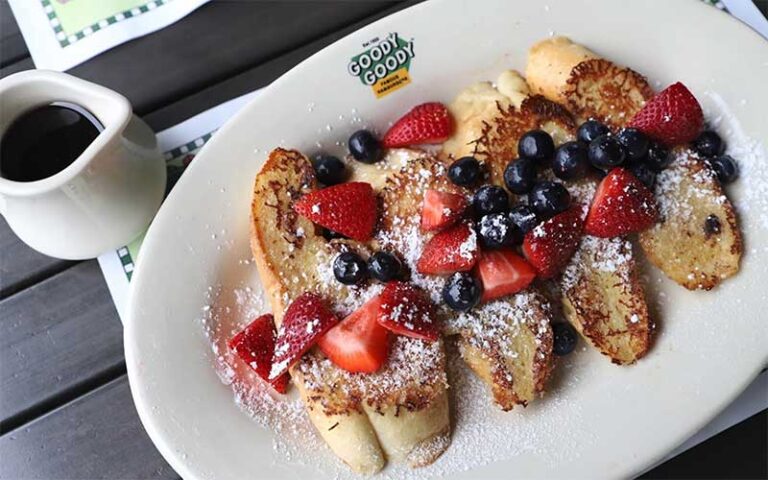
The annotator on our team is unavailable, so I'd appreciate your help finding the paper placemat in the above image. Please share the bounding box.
[8,0,211,71]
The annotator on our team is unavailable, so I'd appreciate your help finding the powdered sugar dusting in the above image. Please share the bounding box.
[703,91,768,230]
[652,149,726,227]
[562,236,633,292]
[296,335,446,410]
[200,284,327,464]
[203,279,592,480]
[378,222,446,305]
[314,245,384,317]
[448,290,551,361]
[458,227,478,260]
[567,178,598,211]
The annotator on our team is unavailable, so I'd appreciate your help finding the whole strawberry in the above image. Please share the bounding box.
[293,182,377,241]
[628,82,703,146]
[585,168,658,237]
[382,102,454,148]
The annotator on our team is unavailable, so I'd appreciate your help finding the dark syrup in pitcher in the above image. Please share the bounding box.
[0,103,103,182]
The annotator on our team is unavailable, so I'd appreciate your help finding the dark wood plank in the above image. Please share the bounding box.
[0,2,69,299]
[642,410,768,480]
[65,0,399,115]
[0,2,406,297]
[0,2,763,477]
[0,376,179,480]
[0,2,428,431]
[0,0,29,68]
[0,217,77,299]
[0,55,32,78]
[0,2,420,296]
[0,261,124,431]
[0,2,399,110]
[145,0,425,131]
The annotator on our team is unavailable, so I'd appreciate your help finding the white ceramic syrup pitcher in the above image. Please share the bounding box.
[0,70,165,260]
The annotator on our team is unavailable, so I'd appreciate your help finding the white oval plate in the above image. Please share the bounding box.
[126,1,768,478]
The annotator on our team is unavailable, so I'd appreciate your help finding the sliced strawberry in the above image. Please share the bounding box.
[228,314,289,394]
[585,168,658,237]
[293,182,377,241]
[269,293,339,380]
[417,221,479,275]
[377,281,439,341]
[317,295,389,373]
[382,102,454,148]
[270,372,289,394]
[628,82,703,146]
[476,249,537,302]
[420,189,468,232]
[523,207,584,279]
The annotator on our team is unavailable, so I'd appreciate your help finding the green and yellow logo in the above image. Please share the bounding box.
[347,33,415,99]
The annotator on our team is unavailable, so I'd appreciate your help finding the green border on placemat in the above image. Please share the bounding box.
[164,132,214,161]
[40,0,171,48]
[117,129,216,280]
[702,0,728,10]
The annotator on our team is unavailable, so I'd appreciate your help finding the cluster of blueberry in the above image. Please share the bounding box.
[313,128,580,355]
[503,120,738,199]
[310,129,383,186]
[445,138,571,255]
[307,129,405,286]
[333,250,403,286]
[692,130,739,184]
[504,121,669,194]
[438,190,528,312]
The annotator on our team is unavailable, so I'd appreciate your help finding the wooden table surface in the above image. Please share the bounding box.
[0,1,766,479]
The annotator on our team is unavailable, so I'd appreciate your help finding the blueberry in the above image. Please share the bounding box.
[508,204,539,233]
[704,214,722,236]
[588,135,626,169]
[312,155,346,185]
[552,141,589,180]
[528,181,570,218]
[448,156,482,187]
[709,155,739,184]
[322,229,347,240]
[333,252,367,285]
[348,130,383,164]
[616,128,649,162]
[645,142,672,171]
[478,213,522,249]
[443,272,482,312]
[367,251,402,282]
[518,130,555,163]
[693,130,725,157]
[473,185,509,216]
[503,158,538,194]
[577,120,609,144]
[629,162,656,189]
[552,322,578,356]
